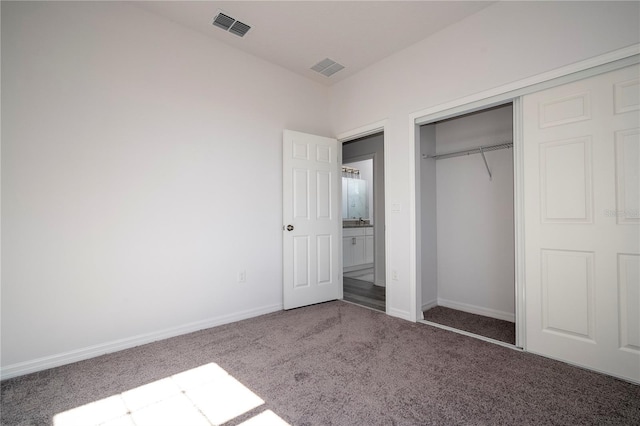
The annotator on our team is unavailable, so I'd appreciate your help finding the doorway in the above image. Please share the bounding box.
[416,103,516,345]
[341,132,386,312]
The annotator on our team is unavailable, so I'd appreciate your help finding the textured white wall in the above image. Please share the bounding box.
[329,1,640,318]
[1,2,330,369]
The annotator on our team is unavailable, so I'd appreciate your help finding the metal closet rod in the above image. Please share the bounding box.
[422,141,513,161]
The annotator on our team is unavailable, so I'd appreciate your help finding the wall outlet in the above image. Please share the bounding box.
[392,269,398,281]
[237,270,246,283]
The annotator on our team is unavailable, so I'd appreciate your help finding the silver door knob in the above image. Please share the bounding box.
[286,224,294,231]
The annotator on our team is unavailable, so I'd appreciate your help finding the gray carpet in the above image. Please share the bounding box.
[423,306,516,345]
[2,301,639,425]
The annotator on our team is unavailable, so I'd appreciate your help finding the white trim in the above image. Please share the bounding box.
[409,121,419,322]
[336,119,387,142]
[338,141,344,300]
[410,44,640,125]
[408,45,640,324]
[343,263,374,273]
[388,307,412,321]
[437,298,515,323]
[421,299,438,312]
[419,320,522,351]
[512,97,526,349]
[0,303,282,380]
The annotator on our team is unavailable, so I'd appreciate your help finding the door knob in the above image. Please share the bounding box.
[286,224,294,231]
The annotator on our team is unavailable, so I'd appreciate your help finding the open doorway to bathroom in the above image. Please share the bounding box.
[342,132,385,312]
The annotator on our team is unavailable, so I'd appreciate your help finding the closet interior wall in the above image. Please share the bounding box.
[420,104,515,322]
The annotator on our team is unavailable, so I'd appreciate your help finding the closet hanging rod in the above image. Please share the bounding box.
[422,142,513,160]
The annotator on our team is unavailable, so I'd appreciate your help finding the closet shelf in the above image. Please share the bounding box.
[422,142,513,160]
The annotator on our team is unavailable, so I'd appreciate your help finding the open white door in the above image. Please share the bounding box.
[523,64,639,382]
[283,130,341,310]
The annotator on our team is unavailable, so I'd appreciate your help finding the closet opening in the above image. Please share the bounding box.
[417,103,516,346]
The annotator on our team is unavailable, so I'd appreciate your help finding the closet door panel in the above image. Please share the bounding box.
[539,137,592,223]
[523,64,640,383]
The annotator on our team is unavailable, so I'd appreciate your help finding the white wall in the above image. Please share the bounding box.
[1,2,330,372]
[329,1,640,319]
[435,106,514,321]
[3,0,639,376]
[419,125,437,309]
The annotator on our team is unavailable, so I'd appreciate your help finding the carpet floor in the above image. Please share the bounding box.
[1,301,639,425]
[423,306,516,345]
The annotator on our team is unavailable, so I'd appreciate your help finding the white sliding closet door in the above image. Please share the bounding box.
[523,64,639,382]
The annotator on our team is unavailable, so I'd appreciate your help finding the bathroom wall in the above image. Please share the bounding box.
[343,133,386,286]
[344,159,374,223]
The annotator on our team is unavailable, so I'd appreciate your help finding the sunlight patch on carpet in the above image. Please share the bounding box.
[238,410,290,425]
[53,363,289,426]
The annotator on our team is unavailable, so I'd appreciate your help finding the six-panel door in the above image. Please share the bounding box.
[523,64,639,382]
[283,130,341,310]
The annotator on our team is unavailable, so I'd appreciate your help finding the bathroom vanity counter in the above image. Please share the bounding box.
[343,226,374,269]
[342,218,372,228]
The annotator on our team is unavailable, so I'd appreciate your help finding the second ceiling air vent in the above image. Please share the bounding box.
[212,12,251,37]
[311,58,345,77]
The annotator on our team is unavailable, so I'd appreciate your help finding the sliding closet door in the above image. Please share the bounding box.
[523,64,639,382]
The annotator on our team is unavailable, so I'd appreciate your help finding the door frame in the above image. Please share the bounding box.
[408,45,640,349]
[337,120,389,314]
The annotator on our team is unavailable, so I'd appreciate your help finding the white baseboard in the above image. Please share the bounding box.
[437,298,515,323]
[387,307,412,321]
[373,279,386,287]
[0,303,282,380]
[343,263,374,273]
[421,299,438,312]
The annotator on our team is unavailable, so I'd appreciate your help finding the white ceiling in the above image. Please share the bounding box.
[135,1,494,86]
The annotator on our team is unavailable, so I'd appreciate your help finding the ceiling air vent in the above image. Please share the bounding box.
[311,58,345,77]
[213,12,251,37]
